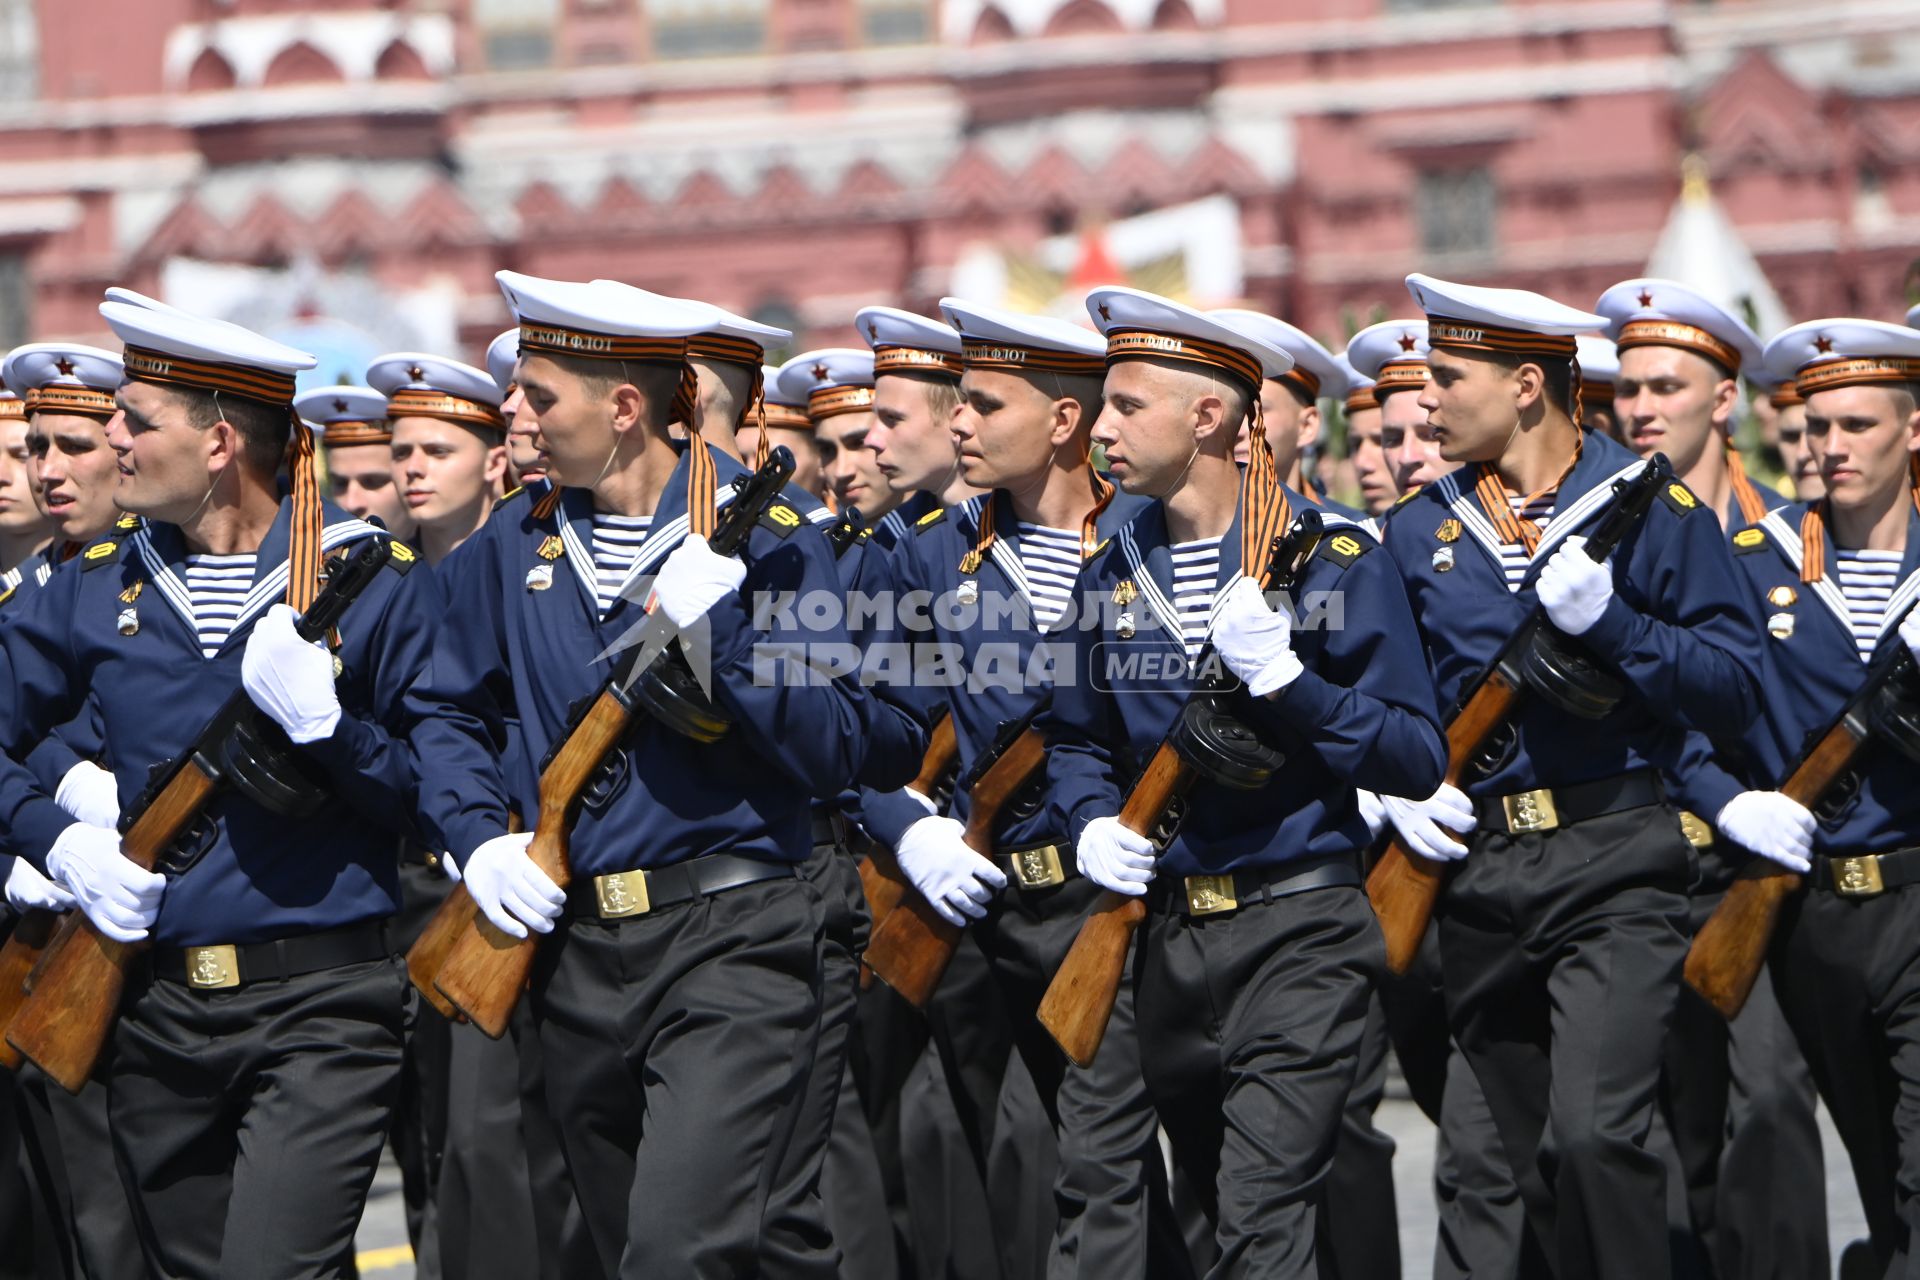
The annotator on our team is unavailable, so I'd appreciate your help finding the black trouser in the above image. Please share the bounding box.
[110,953,410,1280]
[1317,992,1399,1280]
[435,1020,542,1279]
[13,1067,144,1280]
[1136,880,1382,1280]
[509,994,600,1280]
[388,859,452,1279]
[971,871,1193,1280]
[1661,881,1827,1280]
[1382,922,1524,1280]
[1440,802,1691,1280]
[773,842,895,1278]
[1771,876,1920,1276]
[532,873,830,1279]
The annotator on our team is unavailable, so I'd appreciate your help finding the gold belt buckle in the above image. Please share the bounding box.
[1677,810,1714,849]
[1501,788,1560,835]
[594,870,652,919]
[1185,874,1238,917]
[1006,844,1066,890]
[1834,855,1884,898]
[185,944,240,991]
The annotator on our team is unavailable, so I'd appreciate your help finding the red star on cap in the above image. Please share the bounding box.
[53,356,75,377]
[811,362,830,382]
[867,321,879,342]
[1637,289,1654,308]
[1814,335,1834,354]
[407,364,426,382]
[332,397,348,414]
[1397,333,1417,353]
[1098,303,1112,322]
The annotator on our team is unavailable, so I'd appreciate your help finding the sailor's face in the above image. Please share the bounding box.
[513,355,619,488]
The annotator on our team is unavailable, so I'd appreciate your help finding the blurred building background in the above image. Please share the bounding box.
[0,0,1916,380]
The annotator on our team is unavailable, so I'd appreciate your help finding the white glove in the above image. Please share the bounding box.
[461,831,563,939]
[1535,537,1613,637]
[241,604,341,744]
[1075,815,1157,897]
[1715,791,1814,874]
[45,822,164,944]
[903,787,938,817]
[1383,784,1477,863]
[1356,789,1387,841]
[5,857,76,913]
[54,760,121,828]
[652,536,747,630]
[1213,576,1303,697]
[894,816,1005,927]
[1900,607,1920,666]
[438,852,462,883]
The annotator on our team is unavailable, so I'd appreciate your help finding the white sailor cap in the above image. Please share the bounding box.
[775,349,876,422]
[1907,303,1919,330]
[496,271,712,361]
[1345,320,1432,398]
[101,287,194,318]
[100,299,315,405]
[1745,362,1803,410]
[367,352,505,434]
[590,281,790,371]
[855,307,965,380]
[1593,279,1761,376]
[1333,354,1377,413]
[294,386,391,447]
[1209,310,1346,402]
[1405,274,1605,359]
[1,343,124,419]
[1088,287,1292,390]
[939,297,1107,377]
[1763,319,1920,399]
[757,363,814,431]
[1576,335,1620,388]
[486,329,518,397]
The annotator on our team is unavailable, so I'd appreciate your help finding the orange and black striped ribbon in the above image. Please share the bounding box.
[1471,431,1584,557]
[1241,398,1293,588]
[23,387,116,419]
[1800,456,1920,585]
[1726,450,1771,527]
[284,415,324,614]
[960,468,1116,579]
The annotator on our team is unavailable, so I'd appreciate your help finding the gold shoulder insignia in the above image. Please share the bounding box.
[1393,489,1420,506]
[1318,531,1371,568]
[1091,537,1110,558]
[386,539,419,574]
[81,539,121,569]
[114,513,140,532]
[0,585,15,607]
[915,507,947,531]
[492,485,528,513]
[759,502,803,538]
[1659,481,1702,515]
[1732,527,1767,553]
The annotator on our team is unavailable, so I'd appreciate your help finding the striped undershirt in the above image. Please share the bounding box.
[590,513,652,618]
[1833,549,1902,661]
[1014,522,1082,631]
[1170,536,1223,660]
[1498,493,1558,593]
[182,553,256,657]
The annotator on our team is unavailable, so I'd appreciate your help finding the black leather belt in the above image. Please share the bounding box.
[810,810,849,853]
[153,919,391,991]
[1473,769,1663,836]
[1810,845,1920,897]
[565,851,796,922]
[1150,853,1360,917]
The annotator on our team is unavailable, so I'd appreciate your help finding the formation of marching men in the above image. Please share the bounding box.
[0,268,1915,1280]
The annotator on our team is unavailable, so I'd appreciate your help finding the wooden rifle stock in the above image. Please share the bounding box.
[0,909,63,1071]
[858,712,958,935]
[1363,454,1673,975]
[405,813,522,1022]
[861,726,1047,1009]
[429,448,797,1038]
[1035,747,1186,1067]
[1364,669,1523,974]
[1682,647,1914,1019]
[6,539,393,1093]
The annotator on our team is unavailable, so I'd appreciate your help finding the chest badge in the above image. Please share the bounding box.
[956,579,979,606]
[1767,585,1798,608]
[1767,611,1795,640]
[1116,611,1136,639]
[526,563,554,592]
[116,606,140,636]
[958,549,984,576]
[1112,580,1138,607]
[1432,546,1455,573]
[1435,519,1461,544]
[537,535,564,561]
